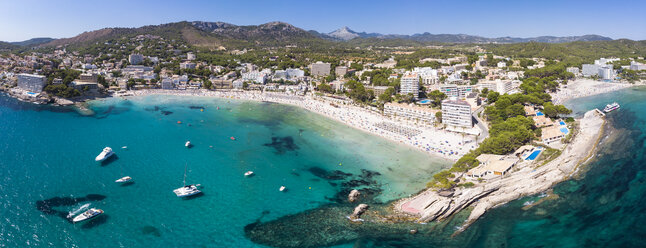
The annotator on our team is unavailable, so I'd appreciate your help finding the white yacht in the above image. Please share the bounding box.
[95,147,114,162]
[279,186,286,192]
[115,176,132,183]
[72,208,103,223]
[244,171,254,177]
[603,102,620,113]
[173,164,201,197]
[185,141,192,148]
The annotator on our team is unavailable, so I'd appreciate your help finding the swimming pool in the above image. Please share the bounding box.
[559,121,566,126]
[418,99,431,104]
[525,149,542,160]
[560,127,569,134]
[536,111,544,116]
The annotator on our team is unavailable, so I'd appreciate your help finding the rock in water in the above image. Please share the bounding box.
[350,204,369,220]
[348,189,360,202]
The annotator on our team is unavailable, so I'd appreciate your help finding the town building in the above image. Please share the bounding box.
[400,72,419,99]
[17,73,46,93]
[566,67,580,75]
[497,61,506,68]
[383,102,436,123]
[242,71,268,84]
[532,115,554,128]
[630,61,646,71]
[466,154,518,179]
[477,80,514,94]
[310,62,331,77]
[186,52,196,60]
[161,78,173,89]
[439,84,473,98]
[179,62,196,69]
[367,86,389,96]
[598,66,614,80]
[441,98,472,128]
[541,125,566,144]
[129,54,144,65]
[335,66,348,77]
[582,64,600,77]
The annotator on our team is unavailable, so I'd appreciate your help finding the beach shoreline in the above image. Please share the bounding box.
[113,89,472,162]
[551,78,644,104]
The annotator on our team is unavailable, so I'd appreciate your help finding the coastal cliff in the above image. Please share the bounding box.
[395,109,607,231]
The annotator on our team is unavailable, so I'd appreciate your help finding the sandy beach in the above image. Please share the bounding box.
[125,89,476,161]
[552,79,642,104]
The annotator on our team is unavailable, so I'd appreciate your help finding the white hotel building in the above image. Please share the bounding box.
[441,98,472,128]
[383,102,436,123]
[400,72,419,99]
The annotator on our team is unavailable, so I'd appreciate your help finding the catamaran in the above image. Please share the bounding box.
[72,208,103,223]
[95,147,114,162]
[603,102,620,113]
[173,164,201,197]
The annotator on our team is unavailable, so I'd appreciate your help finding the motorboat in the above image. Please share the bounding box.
[603,102,620,113]
[244,171,254,177]
[185,141,192,148]
[115,176,132,183]
[173,164,201,197]
[95,147,114,162]
[72,208,103,223]
[279,186,286,192]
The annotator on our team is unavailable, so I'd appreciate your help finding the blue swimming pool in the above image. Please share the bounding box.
[560,127,569,134]
[560,121,566,125]
[525,149,542,160]
[536,111,544,116]
[419,99,430,104]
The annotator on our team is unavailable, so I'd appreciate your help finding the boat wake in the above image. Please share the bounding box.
[66,203,91,219]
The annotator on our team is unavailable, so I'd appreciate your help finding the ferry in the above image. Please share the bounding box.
[95,147,114,162]
[72,208,103,223]
[603,102,620,113]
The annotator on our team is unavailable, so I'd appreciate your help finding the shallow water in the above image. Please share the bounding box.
[0,93,447,247]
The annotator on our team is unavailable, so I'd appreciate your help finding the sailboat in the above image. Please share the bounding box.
[173,163,201,197]
[115,163,132,183]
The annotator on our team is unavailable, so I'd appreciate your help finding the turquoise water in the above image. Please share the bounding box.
[243,86,646,247]
[0,93,448,247]
[6,86,646,247]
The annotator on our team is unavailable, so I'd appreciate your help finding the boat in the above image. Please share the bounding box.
[230,136,236,141]
[244,171,254,177]
[66,203,91,219]
[603,102,620,113]
[173,164,201,197]
[279,186,286,192]
[115,176,132,183]
[185,141,191,148]
[95,147,114,162]
[72,208,103,223]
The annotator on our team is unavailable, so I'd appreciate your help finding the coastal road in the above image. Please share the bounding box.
[472,105,489,143]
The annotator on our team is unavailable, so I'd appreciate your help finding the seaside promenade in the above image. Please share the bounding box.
[127,89,474,161]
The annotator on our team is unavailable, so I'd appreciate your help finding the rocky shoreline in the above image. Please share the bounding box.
[392,109,607,233]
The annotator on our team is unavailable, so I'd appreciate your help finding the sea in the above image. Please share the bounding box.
[2,86,646,247]
[0,93,447,247]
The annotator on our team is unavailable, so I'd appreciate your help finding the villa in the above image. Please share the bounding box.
[465,154,518,179]
[541,125,566,144]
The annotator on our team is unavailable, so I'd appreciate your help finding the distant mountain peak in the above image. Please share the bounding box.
[328,26,360,41]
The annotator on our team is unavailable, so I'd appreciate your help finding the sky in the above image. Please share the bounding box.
[0,0,644,42]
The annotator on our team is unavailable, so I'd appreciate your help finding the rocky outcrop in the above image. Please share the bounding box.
[350,204,369,220]
[348,189,360,202]
[397,109,606,232]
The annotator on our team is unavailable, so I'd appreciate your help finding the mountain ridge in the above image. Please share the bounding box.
[7,21,620,50]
